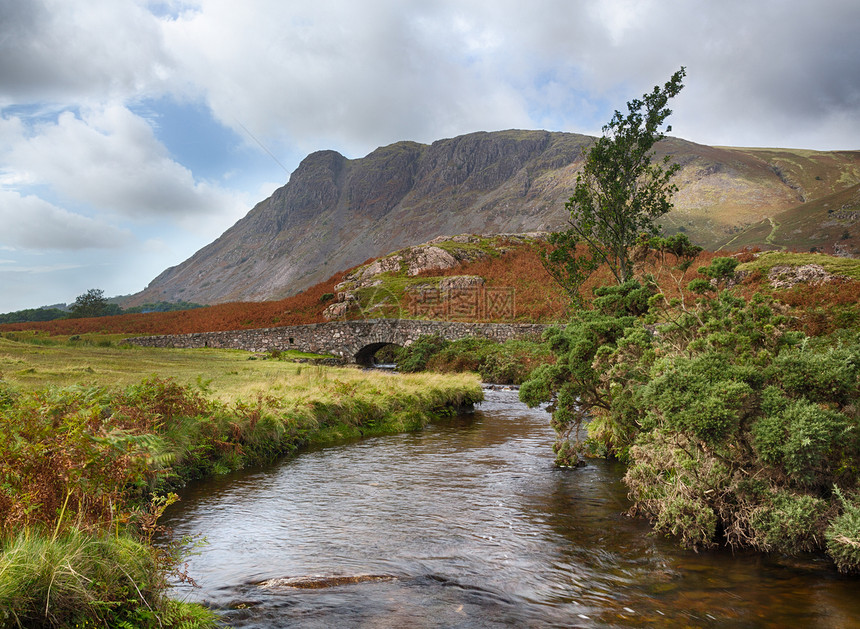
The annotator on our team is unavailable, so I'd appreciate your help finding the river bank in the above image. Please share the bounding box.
[0,337,482,628]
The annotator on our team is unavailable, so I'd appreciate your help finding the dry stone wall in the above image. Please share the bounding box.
[123,319,549,365]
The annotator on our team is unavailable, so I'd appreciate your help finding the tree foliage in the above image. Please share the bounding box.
[0,307,68,325]
[68,288,122,319]
[543,67,686,301]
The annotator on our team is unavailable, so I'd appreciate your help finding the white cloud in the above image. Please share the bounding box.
[0,189,132,250]
[146,0,859,155]
[4,1,858,160]
[3,104,246,219]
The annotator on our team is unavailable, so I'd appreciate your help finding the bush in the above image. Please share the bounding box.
[524,267,860,568]
[771,345,859,406]
[654,494,717,549]
[749,490,826,553]
[752,400,854,488]
[395,335,450,372]
[698,256,739,282]
[397,336,550,384]
[641,354,753,445]
[826,488,860,574]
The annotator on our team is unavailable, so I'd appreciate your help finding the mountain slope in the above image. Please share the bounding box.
[125,130,860,306]
[719,181,860,255]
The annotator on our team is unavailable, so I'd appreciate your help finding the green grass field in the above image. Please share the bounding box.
[0,334,333,398]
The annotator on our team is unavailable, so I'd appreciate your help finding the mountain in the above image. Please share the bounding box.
[124,130,860,307]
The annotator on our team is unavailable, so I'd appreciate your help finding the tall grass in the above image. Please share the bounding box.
[0,528,215,629]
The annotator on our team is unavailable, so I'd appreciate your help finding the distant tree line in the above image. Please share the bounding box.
[0,288,204,324]
[0,307,69,325]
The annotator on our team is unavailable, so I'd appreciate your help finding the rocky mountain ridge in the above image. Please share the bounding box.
[124,130,860,307]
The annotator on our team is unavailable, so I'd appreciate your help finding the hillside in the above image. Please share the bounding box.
[720,181,860,253]
[5,234,858,339]
[122,130,860,307]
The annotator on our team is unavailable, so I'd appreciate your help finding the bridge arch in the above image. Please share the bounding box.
[354,342,404,367]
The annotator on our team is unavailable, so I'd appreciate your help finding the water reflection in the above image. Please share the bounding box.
[161,389,860,628]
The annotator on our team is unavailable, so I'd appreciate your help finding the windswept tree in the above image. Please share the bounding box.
[543,67,686,301]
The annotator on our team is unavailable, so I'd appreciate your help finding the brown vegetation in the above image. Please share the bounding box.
[0,268,351,336]
[2,240,855,337]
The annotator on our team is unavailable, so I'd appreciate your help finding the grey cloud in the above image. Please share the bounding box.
[0,0,172,101]
[0,190,132,250]
[5,0,857,155]
[159,0,855,154]
[549,0,860,148]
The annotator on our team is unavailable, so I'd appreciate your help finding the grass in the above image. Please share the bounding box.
[0,529,217,629]
[429,236,503,258]
[737,251,860,280]
[0,340,482,627]
[0,336,332,399]
[0,340,483,533]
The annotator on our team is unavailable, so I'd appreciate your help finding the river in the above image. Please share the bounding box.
[162,388,860,628]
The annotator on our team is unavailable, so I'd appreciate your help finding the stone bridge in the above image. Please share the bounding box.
[124,319,550,366]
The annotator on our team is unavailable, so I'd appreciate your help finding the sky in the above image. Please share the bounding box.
[1,0,859,312]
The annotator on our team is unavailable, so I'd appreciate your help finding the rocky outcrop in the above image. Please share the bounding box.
[439,275,485,291]
[321,236,500,320]
[768,264,844,289]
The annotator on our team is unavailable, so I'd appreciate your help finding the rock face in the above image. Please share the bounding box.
[124,130,860,306]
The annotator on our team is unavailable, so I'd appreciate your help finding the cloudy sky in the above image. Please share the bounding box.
[1,0,858,311]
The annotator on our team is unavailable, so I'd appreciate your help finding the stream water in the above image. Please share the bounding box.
[162,388,860,628]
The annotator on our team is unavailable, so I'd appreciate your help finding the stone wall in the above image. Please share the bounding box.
[123,319,550,365]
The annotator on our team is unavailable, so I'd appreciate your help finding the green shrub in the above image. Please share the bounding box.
[826,488,860,573]
[524,267,860,562]
[699,256,739,282]
[396,335,549,384]
[395,335,450,372]
[640,354,752,445]
[752,399,855,488]
[772,345,859,406]
[749,490,827,552]
[654,494,717,549]
[592,279,654,317]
